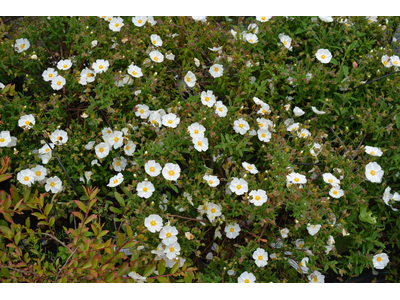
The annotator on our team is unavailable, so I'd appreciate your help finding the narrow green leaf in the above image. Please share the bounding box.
[157,276,169,283]
[44,203,53,216]
[84,214,97,225]
[170,259,180,274]
[115,192,125,208]
[158,259,166,276]
[74,200,87,214]
[126,224,133,239]
[143,263,157,277]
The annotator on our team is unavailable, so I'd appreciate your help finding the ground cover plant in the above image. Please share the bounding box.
[0,15,400,283]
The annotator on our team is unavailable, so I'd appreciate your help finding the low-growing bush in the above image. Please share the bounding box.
[0,15,400,283]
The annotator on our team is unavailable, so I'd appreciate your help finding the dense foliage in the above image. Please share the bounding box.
[0,16,400,283]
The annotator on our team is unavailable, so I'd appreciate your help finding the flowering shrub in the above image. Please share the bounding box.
[0,16,400,283]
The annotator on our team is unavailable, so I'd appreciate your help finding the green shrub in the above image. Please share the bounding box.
[0,16,400,283]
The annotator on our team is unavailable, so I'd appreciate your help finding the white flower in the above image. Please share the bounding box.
[108,17,124,31]
[308,270,325,283]
[287,172,307,184]
[298,128,311,138]
[307,224,321,236]
[45,176,63,193]
[80,68,96,84]
[124,141,136,156]
[193,136,209,152]
[135,104,150,119]
[257,129,272,142]
[295,239,306,250]
[208,46,223,52]
[42,68,58,82]
[57,59,72,71]
[95,142,110,159]
[0,82,4,89]
[137,181,155,199]
[279,34,292,50]
[92,59,109,73]
[162,113,180,128]
[149,50,164,63]
[91,40,97,48]
[112,156,127,172]
[242,162,258,174]
[159,225,179,245]
[107,173,124,187]
[238,271,255,283]
[164,242,180,260]
[229,178,248,195]
[230,29,237,38]
[145,160,162,177]
[390,55,399,67]
[257,103,271,115]
[382,55,392,68]
[248,23,259,34]
[106,131,124,149]
[214,101,228,117]
[18,114,35,129]
[194,58,200,67]
[203,175,220,187]
[293,106,305,117]
[145,214,163,233]
[252,248,268,267]
[184,71,196,88]
[207,203,222,222]
[165,52,175,60]
[201,90,216,107]
[14,38,30,53]
[249,189,268,206]
[91,159,100,166]
[128,271,147,283]
[245,33,258,44]
[316,49,332,64]
[256,16,272,22]
[365,162,384,183]
[127,64,143,78]
[299,257,309,274]
[51,75,66,90]
[372,253,389,269]
[17,169,35,187]
[225,223,241,239]
[365,146,383,157]
[280,228,289,238]
[50,129,68,145]
[311,106,326,115]
[31,165,47,182]
[310,143,322,157]
[162,163,181,181]
[233,118,250,135]
[323,173,340,186]
[192,16,207,22]
[319,16,333,22]
[209,64,223,78]
[366,16,378,23]
[205,252,213,260]
[132,16,147,27]
[188,122,206,139]
[149,34,163,47]
[329,186,344,198]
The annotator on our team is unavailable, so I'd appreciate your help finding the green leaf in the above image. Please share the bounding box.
[126,224,133,239]
[158,259,166,276]
[342,65,349,78]
[84,214,97,225]
[0,173,12,183]
[170,259,180,274]
[396,115,400,129]
[0,225,13,239]
[184,274,192,283]
[109,207,122,214]
[359,204,377,224]
[143,263,157,277]
[1,267,10,278]
[106,271,117,283]
[44,203,53,216]
[330,58,338,65]
[157,276,169,283]
[74,200,87,214]
[115,192,125,208]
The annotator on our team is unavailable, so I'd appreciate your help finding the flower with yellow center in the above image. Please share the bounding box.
[162,163,181,181]
[145,214,163,233]
[137,181,155,199]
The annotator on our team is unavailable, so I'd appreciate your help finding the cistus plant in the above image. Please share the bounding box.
[0,16,400,283]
